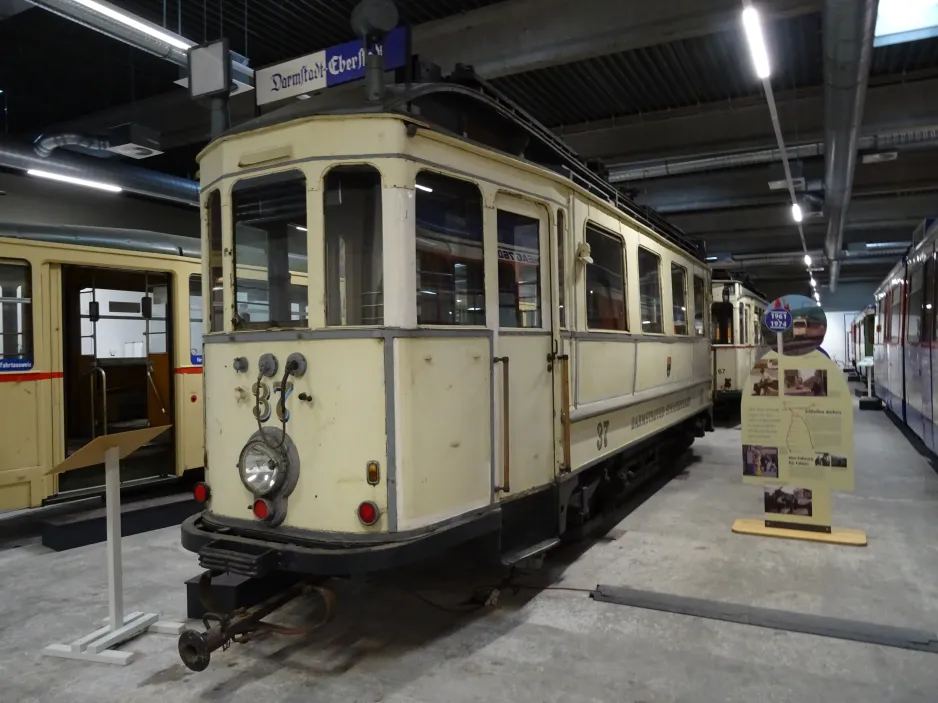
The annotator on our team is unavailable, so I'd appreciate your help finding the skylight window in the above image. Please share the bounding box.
[875,0,938,46]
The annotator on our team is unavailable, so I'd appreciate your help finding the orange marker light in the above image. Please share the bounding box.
[366,460,380,485]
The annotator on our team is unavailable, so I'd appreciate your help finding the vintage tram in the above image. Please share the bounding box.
[177,66,714,667]
[709,274,768,404]
[0,223,206,510]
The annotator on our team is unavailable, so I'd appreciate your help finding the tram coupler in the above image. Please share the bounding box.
[178,579,334,672]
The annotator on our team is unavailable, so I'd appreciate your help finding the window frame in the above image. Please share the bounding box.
[557,208,566,329]
[188,274,204,365]
[230,169,309,331]
[693,273,707,337]
[584,221,628,332]
[415,170,487,327]
[0,258,33,370]
[637,246,663,335]
[323,164,385,327]
[496,205,544,330]
[670,262,689,336]
[205,189,224,333]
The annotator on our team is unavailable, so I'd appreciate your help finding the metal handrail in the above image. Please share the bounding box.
[88,366,108,437]
[494,356,510,493]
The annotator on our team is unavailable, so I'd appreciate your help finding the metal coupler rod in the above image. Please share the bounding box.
[178,581,309,672]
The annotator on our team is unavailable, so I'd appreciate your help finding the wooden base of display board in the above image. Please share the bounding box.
[732,518,867,546]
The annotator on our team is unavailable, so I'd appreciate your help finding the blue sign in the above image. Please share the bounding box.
[0,358,33,372]
[256,26,409,105]
[764,308,792,333]
[190,353,204,365]
[325,26,407,88]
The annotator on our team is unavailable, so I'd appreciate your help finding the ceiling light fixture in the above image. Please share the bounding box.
[810,277,816,287]
[742,6,771,79]
[415,184,433,193]
[791,203,803,222]
[804,254,812,266]
[27,169,122,193]
[71,0,193,51]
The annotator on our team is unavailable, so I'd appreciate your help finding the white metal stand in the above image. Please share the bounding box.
[42,444,185,665]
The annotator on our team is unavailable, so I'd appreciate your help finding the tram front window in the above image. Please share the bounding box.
[232,170,308,329]
[711,302,733,344]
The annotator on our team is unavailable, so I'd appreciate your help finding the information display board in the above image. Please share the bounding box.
[741,348,855,531]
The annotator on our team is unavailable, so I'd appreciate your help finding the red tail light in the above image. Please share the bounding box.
[252,499,272,521]
[357,501,379,526]
[193,482,210,503]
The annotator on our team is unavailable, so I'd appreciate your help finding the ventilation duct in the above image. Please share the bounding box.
[0,137,197,206]
[34,133,110,157]
[823,0,879,293]
[717,245,906,270]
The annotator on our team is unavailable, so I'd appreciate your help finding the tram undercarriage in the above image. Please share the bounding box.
[177,408,711,671]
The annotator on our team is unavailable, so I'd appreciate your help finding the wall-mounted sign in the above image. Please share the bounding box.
[256,26,408,106]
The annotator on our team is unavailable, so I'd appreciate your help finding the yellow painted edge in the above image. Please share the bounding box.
[732,518,867,546]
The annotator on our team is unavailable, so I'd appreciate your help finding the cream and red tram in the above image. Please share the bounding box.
[181,74,714,579]
[0,223,205,510]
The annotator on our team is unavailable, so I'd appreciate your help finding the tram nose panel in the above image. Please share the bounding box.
[202,338,390,534]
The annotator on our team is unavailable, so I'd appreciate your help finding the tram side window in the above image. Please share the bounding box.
[925,258,936,344]
[711,302,733,344]
[670,263,688,335]
[232,170,308,330]
[557,209,566,328]
[0,260,32,366]
[890,287,901,342]
[206,190,224,332]
[693,274,706,336]
[908,270,923,344]
[324,166,384,325]
[189,275,204,364]
[638,248,663,333]
[416,171,485,325]
[497,210,541,328]
[585,224,627,331]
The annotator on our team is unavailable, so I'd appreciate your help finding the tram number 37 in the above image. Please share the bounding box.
[596,420,610,450]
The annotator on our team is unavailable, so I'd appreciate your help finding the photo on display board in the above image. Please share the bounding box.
[748,358,779,396]
[783,368,828,397]
[815,452,848,468]
[762,294,827,356]
[764,486,813,516]
[743,444,779,478]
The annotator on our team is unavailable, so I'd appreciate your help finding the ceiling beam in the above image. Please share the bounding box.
[560,78,938,162]
[413,0,820,79]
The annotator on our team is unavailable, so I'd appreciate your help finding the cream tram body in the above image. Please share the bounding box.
[710,277,768,402]
[0,225,205,509]
[183,98,713,573]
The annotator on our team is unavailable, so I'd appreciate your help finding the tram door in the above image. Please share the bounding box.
[58,266,174,494]
[490,196,555,508]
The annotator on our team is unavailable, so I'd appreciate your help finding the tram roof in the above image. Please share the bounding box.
[215,72,703,262]
[0,222,200,259]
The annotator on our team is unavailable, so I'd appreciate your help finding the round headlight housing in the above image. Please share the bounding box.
[238,440,287,496]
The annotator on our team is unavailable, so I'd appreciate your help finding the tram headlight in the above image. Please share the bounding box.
[238,441,287,496]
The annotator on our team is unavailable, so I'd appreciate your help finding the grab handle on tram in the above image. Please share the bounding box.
[494,356,510,493]
[88,366,108,438]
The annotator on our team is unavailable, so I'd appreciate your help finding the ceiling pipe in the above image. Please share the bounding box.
[34,133,110,157]
[608,125,938,182]
[716,246,906,270]
[0,137,198,206]
[823,0,879,293]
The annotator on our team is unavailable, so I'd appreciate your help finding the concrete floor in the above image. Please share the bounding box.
[2,397,938,703]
